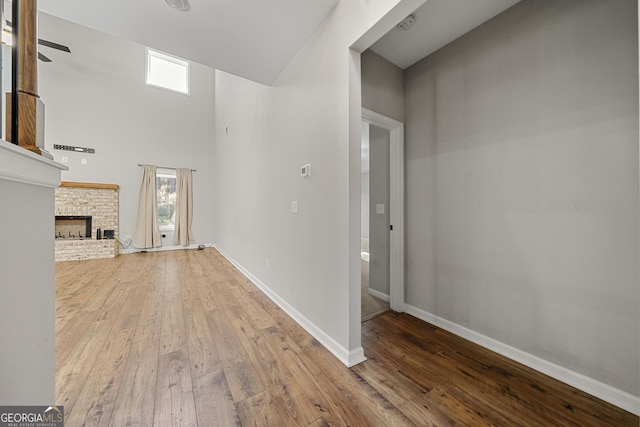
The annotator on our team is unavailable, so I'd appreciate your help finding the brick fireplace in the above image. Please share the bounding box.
[55,181,119,261]
[55,215,92,239]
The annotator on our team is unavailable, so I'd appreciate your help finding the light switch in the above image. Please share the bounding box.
[61,156,68,163]
[81,158,88,165]
[291,200,298,214]
[376,204,385,214]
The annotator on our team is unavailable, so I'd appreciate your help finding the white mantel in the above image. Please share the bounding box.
[0,139,66,405]
[0,139,67,188]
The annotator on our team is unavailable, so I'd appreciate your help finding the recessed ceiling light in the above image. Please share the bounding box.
[165,0,190,12]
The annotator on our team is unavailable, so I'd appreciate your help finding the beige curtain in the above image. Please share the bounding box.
[133,165,162,248]
[173,168,195,246]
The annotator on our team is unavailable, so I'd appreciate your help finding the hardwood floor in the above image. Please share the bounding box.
[55,249,638,426]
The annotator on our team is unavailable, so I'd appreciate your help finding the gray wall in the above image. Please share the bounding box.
[361,49,404,123]
[368,125,390,296]
[404,0,639,395]
[361,122,370,241]
[361,47,404,298]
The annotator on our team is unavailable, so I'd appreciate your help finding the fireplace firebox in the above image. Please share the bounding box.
[55,216,92,239]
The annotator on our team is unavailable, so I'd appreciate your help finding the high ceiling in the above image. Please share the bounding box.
[36,0,521,85]
[371,0,521,69]
[37,0,339,86]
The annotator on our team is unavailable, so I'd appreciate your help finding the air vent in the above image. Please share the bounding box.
[53,144,95,154]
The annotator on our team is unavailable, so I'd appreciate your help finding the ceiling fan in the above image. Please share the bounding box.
[3,20,71,62]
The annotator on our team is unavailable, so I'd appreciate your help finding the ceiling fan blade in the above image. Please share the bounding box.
[38,52,52,62]
[38,38,71,53]
[6,21,71,55]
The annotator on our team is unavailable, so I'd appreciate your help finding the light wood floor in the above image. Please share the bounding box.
[55,248,638,426]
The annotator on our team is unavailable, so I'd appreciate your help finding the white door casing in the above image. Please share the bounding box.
[362,108,405,312]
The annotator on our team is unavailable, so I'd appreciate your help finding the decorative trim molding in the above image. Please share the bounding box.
[60,181,119,190]
[405,304,640,416]
[215,245,365,367]
[0,139,66,188]
[367,288,390,302]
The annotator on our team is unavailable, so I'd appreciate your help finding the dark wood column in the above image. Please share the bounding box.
[6,0,44,155]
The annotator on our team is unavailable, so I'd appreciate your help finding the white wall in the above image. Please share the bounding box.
[0,142,65,405]
[213,0,422,363]
[37,13,216,247]
[0,182,55,404]
[404,0,639,397]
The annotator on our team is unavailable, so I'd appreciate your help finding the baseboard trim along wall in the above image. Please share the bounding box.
[405,304,640,416]
[119,243,213,254]
[367,288,390,302]
[214,245,366,368]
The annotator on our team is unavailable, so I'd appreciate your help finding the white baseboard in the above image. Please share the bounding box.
[405,304,640,416]
[120,242,213,254]
[214,245,365,368]
[367,288,390,302]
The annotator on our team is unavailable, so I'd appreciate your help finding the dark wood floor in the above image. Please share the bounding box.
[55,248,638,426]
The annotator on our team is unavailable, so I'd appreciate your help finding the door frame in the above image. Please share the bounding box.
[361,108,405,312]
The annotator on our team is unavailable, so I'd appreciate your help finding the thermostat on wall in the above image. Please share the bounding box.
[301,163,311,179]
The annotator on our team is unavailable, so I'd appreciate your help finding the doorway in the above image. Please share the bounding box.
[361,108,405,315]
[361,121,391,320]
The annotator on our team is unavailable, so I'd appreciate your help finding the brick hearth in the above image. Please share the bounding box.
[55,182,119,262]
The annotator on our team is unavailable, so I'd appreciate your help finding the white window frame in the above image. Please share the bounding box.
[145,48,190,95]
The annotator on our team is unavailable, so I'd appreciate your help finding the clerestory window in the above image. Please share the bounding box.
[146,48,190,95]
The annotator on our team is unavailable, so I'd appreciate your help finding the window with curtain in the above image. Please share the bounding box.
[156,171,177,230]
[173,168,194,246]
[133,164,162,249]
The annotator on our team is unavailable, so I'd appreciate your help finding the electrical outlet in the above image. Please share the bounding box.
[291,200,298,214]
[301,163,311,178]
